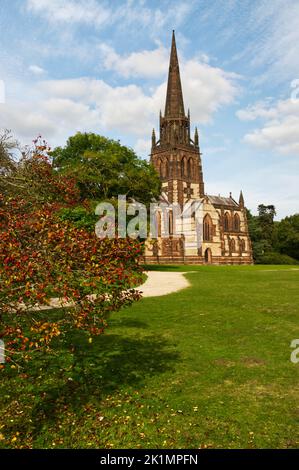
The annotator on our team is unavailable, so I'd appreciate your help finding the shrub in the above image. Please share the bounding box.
[58,205,98,231]
[259,252,299,265]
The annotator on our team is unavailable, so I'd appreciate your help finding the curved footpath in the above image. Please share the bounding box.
[14,271,191,312]
[140,271,190,297]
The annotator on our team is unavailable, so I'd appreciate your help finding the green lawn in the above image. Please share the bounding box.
[1,265,299,448]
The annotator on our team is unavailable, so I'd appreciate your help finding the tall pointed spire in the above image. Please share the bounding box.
[164,30,185,117]
[239,190,244,208]
[150,31,205,203]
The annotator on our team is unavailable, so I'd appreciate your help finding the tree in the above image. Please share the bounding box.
[274,214,299,261]
[0,133,80,205]
[246,209,267,261]
[257,204,276,245]
[247,205,276,262]
[0,137,143,366]
[0,129,18,192]
[248,204,299,264]
[51,132,161,204]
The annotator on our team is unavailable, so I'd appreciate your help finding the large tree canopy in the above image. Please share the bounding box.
[51,132,161,204]
[247,205,299,264]
[273,214,299,261]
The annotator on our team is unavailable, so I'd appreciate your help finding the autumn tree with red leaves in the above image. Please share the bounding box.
[0,133,143,365]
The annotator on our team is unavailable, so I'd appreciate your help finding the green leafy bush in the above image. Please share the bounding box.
[259,252,299,265]
[58,206,98,231]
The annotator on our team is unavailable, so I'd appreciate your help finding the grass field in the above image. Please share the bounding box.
[1,265,299,448]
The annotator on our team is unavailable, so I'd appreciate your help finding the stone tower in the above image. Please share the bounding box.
[145,31,253,265]
[150,31,205,206]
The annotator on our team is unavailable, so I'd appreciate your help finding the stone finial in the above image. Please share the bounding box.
[151,128,156,147]
[194,127,199,147]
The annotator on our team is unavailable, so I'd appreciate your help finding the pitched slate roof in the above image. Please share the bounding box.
[207,195,239,207]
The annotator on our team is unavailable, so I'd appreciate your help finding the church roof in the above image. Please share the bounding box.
[207,195,239,207]
[164,31,185,118]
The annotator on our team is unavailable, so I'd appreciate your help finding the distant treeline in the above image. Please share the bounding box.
[247,205,299,264]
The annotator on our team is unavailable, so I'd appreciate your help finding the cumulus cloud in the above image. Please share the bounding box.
[39,78,155,136]
[0,48,239,153]
[28,65,46,75]
[99,44,169,79]
[42,57,238,129]
[180,60,239,123]
[237,99,299,156]
[0,101,57,140]
[98,43,240,121]
[99,43,239,121]
[236,100,277,121]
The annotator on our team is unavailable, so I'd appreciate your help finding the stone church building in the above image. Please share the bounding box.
[145,32,253,265]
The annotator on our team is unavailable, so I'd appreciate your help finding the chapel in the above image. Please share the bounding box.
[145,31,253,265]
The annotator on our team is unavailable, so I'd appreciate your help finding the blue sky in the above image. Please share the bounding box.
[0,0,299,218]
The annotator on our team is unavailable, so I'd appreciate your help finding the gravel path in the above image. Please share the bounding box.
[140,271,190,297]
[13,271,191,311]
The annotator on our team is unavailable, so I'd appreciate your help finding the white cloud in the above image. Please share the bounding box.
[41,57,238,131]
[98,44,238,122]
[134,138,151,158]
[238,99,299,156]
[244,117,299,156]
[0,102,56,139]
[181,60,239,123]
[39,78,155,136]
[114,2,195,37]
[0,43,239,153]
[99,44,239,121]
[236,100,277,121]
[26,0,110,27]
[28,65,46,75]
[99,44,169,79]
[25,0,195,36]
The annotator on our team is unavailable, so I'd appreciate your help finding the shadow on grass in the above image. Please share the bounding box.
[30,331,179,437]
[109,318,149,329]
[142,264,183,272]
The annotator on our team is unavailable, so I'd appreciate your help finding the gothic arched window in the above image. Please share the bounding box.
[203,214,213,241]
[181,157,187,177]
[157,158,162,176]
[162,159,169,178]
[224,212,230,231]
[187,158,193,179]
[230,238,236,252]
[156,211,162,237]
[165,159,169,178]
[234,213,240,232]
[191,212,196,231]
[169,210,174,235]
